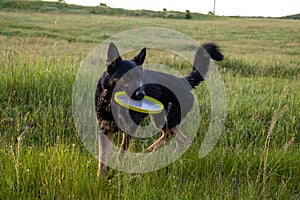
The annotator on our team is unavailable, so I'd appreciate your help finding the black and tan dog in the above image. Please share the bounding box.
[95,42,223,176]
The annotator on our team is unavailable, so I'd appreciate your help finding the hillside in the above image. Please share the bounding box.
[0,0,213,20]
[281,13,300,20]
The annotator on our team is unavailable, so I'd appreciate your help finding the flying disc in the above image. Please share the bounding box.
[114,91,164,114]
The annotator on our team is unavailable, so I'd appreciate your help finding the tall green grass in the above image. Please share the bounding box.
[0,9,299,199]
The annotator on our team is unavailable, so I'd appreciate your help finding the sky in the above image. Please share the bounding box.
[62,0,300,17]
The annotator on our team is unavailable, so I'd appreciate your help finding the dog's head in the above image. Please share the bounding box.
[104,43,146,100]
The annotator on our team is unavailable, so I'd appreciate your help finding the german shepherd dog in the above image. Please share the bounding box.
[95,42,224,176]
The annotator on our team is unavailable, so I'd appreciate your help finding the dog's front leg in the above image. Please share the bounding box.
[120,132,133,151]
[117,132,133,163]
[147,125,178,152]
[97,130,113,177]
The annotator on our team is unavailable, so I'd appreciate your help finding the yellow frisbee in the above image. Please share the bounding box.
[114,91,164,114]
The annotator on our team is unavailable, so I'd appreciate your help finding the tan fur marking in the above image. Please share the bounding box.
[147,125,179,152]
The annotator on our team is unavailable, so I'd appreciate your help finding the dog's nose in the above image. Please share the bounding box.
[136,90,145,99]
[131,88,145,100]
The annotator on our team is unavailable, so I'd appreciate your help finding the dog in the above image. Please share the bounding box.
[95,42,224,176]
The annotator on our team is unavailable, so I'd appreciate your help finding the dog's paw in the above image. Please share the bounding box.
[146,145,159,152]
[146,146,154,152]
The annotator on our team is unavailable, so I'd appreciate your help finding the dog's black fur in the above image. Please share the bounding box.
[95,42,223,176]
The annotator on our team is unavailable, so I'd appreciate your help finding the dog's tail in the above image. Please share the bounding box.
[185,43,224,89]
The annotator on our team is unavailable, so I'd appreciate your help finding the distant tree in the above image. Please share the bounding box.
[58,0,65,3]
[208,11,215,15]
[163,8,167,12]
[185,10,192,19]
[99,3,108,7]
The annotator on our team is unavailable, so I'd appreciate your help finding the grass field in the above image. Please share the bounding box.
[0,2,300,199]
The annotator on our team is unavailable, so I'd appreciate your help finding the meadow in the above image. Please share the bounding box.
[0,3,300,199]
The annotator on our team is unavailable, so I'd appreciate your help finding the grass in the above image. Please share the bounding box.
[0,4,300,200]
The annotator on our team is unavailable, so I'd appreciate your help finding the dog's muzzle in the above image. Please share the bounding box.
[131,88,145,100]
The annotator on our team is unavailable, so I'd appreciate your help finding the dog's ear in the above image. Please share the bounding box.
[107,42,122,71]
[132,48,146,66]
